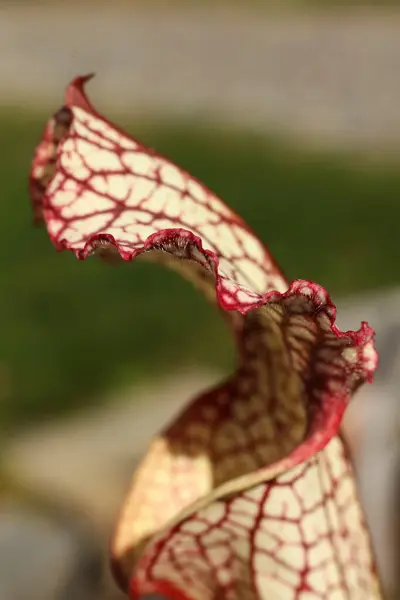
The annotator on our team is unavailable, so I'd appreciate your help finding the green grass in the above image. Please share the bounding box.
[1,110,399,429]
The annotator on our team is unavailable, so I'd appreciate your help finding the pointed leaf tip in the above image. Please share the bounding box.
[65,73,97,112]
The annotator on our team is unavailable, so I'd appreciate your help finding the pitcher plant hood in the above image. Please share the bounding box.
[29,75,382,600]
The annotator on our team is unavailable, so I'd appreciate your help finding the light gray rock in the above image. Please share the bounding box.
[2,369,220,600]
[3,369,221,529]
[1,5,400,149]
[0,505,103,600]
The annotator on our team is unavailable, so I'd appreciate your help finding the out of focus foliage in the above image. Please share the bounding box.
[1,110,399,428]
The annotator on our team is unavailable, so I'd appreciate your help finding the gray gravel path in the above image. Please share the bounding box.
[2,5,400,149]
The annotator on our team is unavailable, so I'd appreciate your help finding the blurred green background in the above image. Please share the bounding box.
[1,108,399,429]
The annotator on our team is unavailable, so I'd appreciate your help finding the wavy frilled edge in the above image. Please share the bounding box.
[39,224,376,345]
[54,229,377,429]
[33,216,378,476]
[29,75,380,599]
[48,222,378,454]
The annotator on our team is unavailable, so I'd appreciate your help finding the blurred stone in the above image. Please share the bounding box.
[2,369,219,600]
[3,369,220,530]
[0,504,103,600]
[2,6,400,151]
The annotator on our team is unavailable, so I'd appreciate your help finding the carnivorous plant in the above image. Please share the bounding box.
[29,76,382,600]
